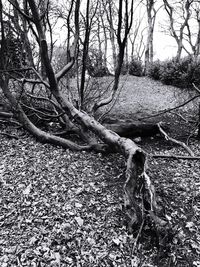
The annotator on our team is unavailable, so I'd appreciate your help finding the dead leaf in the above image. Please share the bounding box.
[75,216,84,226]
[23,183,32,195]
[112,237,120,246]
[75,202,82,208]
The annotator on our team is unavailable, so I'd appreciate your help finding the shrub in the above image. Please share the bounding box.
[128,58,143,76]
[121,63,129,75]
[147,60,162,80]
[159,59,181,86]
[149,56,200,89]
[190,60,200,87]
[86,48,110,77]
[92,65,110,77]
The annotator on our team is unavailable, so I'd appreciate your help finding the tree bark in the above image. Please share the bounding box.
[198,103,200,139]
[144,0,156,73]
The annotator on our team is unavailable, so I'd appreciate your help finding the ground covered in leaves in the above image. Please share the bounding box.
[1,76,200,266]
[0,119,200,267]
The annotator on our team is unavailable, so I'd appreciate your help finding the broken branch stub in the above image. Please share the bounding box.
[119,137,168,236]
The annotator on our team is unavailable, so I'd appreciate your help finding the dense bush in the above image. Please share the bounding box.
[160,59,182,86]
[121,58,143,76]
[147,60,161,80]
[191,61,200,87]
[86,48,110,77]
[148,57,200,89]
[88,65,110,77]
[128,58,144,77]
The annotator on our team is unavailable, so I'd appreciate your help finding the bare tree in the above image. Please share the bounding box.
[144,0,160,73]
[0,0,169,239]
[129,9,146,61]
[184,2,200,60]
[102,0,117,70]
[163,0,193,61]
[79,0,99,109]
[93,0,134,111]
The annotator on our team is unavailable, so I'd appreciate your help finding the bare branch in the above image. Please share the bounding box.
[139,94,200,120]
[55,0,80,82]
[157,122,195,156]
[7,0,34,22]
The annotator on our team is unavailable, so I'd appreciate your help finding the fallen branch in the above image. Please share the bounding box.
[152,154,200,160]
[157,122,195,157]
[168,111,195,123]
[192,83,200,94]
[104,120,160,137]
[0,111,13,118]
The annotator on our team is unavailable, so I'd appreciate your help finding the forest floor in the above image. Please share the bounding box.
[0,76,200,267]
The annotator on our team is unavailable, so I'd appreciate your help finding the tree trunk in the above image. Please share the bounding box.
[198,103,200,139]
[79,0,90,109]
[144,0,155,74]
[104,120,160,137]
[176,41,182,62]
[107,0,117,70]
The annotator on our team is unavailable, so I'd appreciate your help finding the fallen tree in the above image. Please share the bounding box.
[104,118,161,137]
[0,0,170,246]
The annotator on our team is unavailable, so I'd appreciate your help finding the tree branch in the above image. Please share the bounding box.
[157,122,195,156]
[139,94,200,120]
[55,0,80,82]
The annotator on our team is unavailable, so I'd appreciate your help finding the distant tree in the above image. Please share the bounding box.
[129,9,146,61]
[163,0,193,61]
[144,0,160,73]
[102,0,117,70]
[184,2,200,60]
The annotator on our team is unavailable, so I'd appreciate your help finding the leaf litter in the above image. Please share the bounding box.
[0,125,200,266]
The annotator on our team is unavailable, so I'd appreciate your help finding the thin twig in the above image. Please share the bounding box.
[168,111,195,123]
[192,83,200,94]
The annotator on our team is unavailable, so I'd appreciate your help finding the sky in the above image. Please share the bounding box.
[154,22,178,60]
[30,0,198,62]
